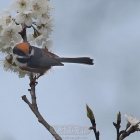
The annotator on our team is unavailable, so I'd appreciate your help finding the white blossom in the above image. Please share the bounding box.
[3,57,13,72]
[37,18,54,37]
[27,33,39,45]
[2,41,17,53]
[36,12,50,24]
[27,33,36,44]
[35,34,47,46]
[1,22,22,44]
[125,114,140,126]
[42,40,53,49]
[1,9,12,26]
[0,17,6,35]
[27,33,47,46]
[0,10,19,53]
[10,0,32,13]
[31,0,49,19]
[0,41,4,51]
[15,11,32,26]
[2,9,11,17]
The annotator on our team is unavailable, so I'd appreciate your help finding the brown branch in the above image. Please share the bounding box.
[19,24,27,42]
[119,126,138,140]
[113,122,121,140]
[113,112,121,140]
[29,73,37,106]
[113,112,140,140]
[90,119,100,140]
[21,26,62,140]
[21,74,62,140]
[22,95,62,140]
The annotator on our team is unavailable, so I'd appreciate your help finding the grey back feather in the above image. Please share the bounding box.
[27,46,63,68]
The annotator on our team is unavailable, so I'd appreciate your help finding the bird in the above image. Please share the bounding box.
[13,42,93,84]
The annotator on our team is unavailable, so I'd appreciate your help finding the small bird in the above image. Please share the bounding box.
[13,42,93,83]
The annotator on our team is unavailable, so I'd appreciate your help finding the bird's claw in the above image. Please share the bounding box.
[29,78,38,87]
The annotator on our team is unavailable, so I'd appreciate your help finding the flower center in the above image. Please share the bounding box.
[19,0,26,8]
[6,17,11,24]
[33,3,41,11]
[8,30,14,38]
[0,25,3,30]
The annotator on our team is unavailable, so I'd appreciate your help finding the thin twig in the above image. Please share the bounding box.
[113,122,121,140]
[19,24,27,42]
[21,25,62,140]
[86,105,99,140]
[90,119,100,140]
[29,73,37,106]
[113,112,121,140]
[119,126,137,140]
[22,95,62,140]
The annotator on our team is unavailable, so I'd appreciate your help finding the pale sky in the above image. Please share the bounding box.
[0,0,140,140]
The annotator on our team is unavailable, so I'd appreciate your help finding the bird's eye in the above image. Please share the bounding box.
[19,51,25,56]
[13,47,26,56]
[18,50,26,56]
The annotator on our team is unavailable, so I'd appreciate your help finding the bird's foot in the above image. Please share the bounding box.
[29,76,38,87]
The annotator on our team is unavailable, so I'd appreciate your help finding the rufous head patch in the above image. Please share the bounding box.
[16,43,29,53]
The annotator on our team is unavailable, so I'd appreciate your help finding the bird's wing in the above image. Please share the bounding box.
[27,46,63,68]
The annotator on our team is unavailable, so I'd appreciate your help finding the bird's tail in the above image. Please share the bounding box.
[59,57,93,65]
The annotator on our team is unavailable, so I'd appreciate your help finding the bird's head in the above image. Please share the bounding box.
[13,42,34,58]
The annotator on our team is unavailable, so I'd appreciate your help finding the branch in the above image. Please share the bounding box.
[22,96,62,140]
[113,112,140,140]
[119,126,138,140]
[86,104,99,140]
[89,119,100,140]
[113,112,121,140]
[21,25,62,140]
[22,74,62,140]
[19,24,27,42]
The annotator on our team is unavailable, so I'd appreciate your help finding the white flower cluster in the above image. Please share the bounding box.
[0,0,53,78]
[125,114,140,129]
[10,0,53,46]
[0,9,22,53]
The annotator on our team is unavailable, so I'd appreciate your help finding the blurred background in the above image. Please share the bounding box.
[0,0,140,140]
